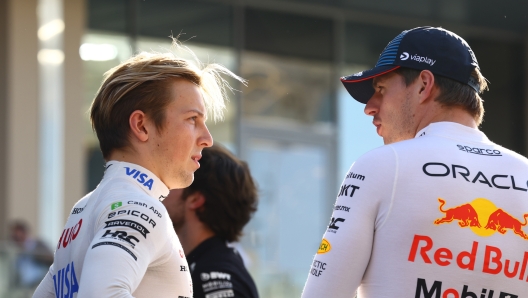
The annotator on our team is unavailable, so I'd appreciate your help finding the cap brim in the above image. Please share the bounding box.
[341,65,400,104]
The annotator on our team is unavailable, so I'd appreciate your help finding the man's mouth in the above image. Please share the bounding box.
[191,155,202,168]
[373,122,381,136]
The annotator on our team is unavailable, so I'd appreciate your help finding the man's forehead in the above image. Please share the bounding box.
[372,71,401,86]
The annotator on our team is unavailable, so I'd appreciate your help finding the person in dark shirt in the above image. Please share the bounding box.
[163,144,259,298]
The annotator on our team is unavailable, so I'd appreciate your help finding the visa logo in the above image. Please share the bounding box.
[53,261,79,298]
[125,167,154,190]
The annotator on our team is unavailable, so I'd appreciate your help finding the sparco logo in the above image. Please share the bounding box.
[457,145,501,156]
[403,52,436,66]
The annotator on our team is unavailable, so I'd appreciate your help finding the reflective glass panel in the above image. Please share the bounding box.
[241,52,333,124]
[81,32,132,192]
[240,138,330,298]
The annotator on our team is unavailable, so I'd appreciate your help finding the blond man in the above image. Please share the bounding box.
[34,46,244,297]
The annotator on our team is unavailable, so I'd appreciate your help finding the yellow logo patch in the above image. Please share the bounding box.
[317,238,331,254]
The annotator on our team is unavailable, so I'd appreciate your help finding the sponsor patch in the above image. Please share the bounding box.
[111,201,122,210]
[205,289,234,298]
[457,145,501,156]
[92,241,137,261]
[104,219,150,239]
[317,238,331,254]
[101,230,140,247]
[334,205,350,212]
[53,261,79,298]
[310,259,326,277]
[327,217,345,233]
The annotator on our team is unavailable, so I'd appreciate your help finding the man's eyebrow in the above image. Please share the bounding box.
[185,109,205,117]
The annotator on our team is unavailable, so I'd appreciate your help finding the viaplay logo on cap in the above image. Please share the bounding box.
[400,52,436,66]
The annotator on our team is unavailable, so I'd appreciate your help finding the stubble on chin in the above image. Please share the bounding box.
[383,93,416,145]
[177,169,194,188]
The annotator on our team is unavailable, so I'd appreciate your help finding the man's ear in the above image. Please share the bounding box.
[417,70,435,103]
[129,110,149,142]
[187,192,206,211]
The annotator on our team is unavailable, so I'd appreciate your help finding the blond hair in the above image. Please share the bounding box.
[90,42,245,159]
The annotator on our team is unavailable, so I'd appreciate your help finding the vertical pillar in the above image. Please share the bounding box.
[0,0,8,239]
[6,0,40,235]
[333,15,345,192]
[37,0,64,246]
[63,0,85,222]
[233,4,245,156]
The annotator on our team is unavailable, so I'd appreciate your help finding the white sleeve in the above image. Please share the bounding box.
[77,204,166,297]
[32,270,55,298]
[301,146,397,298]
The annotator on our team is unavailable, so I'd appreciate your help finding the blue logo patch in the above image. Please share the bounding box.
[53,261,79,298]
[125,167,154,190]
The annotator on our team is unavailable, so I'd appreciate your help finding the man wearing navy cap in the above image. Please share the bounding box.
[302,27,528,297]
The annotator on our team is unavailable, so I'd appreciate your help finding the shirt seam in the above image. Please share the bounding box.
[376,145,398,230]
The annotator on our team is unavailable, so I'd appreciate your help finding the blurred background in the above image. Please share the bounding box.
[0,0,527,297]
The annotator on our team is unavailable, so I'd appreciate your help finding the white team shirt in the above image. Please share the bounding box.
[302,122,528,298]
[33,161,193,298]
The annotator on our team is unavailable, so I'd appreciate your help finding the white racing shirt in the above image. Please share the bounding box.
[33,161,192,298]
[302,122,528,298]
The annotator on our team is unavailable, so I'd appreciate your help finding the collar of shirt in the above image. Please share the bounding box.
[103,160,170,201]
[414,121,491,143]
[186,236,226,262]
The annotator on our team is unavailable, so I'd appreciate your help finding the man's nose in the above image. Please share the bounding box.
[364,95,379,116]
[200,125,213,148]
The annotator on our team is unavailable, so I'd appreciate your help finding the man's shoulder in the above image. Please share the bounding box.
[190,246,258,298]
[192,243,244,268]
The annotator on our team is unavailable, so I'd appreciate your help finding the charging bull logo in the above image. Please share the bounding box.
[484,209,528,239]
[434,199,481,228]
[434,198,528,240]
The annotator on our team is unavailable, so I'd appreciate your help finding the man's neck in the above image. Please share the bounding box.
[107,148,160,179]
[415,105,478,136]
[176,221,215,254]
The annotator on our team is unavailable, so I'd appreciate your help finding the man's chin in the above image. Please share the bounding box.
[167,172,194,189]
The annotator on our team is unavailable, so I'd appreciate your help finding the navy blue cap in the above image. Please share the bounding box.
[341,26,481,104]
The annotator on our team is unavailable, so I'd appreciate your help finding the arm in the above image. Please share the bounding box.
[77,201,164,297]
[302,147,396,298]
[32,270,55,298]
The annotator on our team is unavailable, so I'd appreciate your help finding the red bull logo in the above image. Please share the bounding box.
[434,198,528,240]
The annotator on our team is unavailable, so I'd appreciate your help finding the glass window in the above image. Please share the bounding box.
[241,51,333,124]
[240,138,331,298]
[338,65,383,178]
[88,0,127,33]
[467,39,525,153]
[245,8,333,62]
[344,23,402,66]
[81,32,133,192]
[137,0,232,47]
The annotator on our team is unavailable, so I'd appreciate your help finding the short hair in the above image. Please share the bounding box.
[182,144,258,242]
[90,41,245,159]
[10,220,29,233]
[393,67,488,125]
